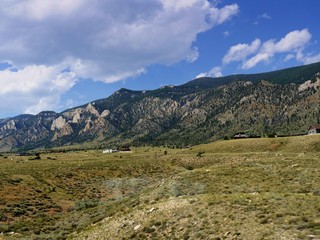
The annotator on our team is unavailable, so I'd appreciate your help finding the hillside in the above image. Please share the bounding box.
[0,62,320,152]
[183,61,320,89]
[1,135,320,239]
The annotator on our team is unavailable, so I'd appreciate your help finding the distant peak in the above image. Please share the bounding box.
[115,88,143,95]
[118,88,130,92]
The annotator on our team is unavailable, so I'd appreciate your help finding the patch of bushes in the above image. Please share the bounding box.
[196,151,205,157]
[142,226,155,233]
[13,207,27,217]
[74,199,99,211]
[185,165,193,171]
[0,224,9,233]
[0,212,7,221]
[297,221,320,230]
[29,153,41,160]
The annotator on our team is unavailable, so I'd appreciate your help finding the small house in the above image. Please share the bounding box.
[233,132,248,139]
[308,124,320,135]
[103,149,118,154]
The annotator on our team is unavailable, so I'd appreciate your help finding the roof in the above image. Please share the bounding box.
[234,132,246,135]
[308,124,320,130]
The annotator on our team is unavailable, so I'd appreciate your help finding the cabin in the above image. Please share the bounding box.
[102,149,118,154]
[233,132,248,139]
[103,146,131,153]
[308,124,320,135]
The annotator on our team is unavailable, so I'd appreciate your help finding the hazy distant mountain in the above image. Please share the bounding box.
[1,62,320,152]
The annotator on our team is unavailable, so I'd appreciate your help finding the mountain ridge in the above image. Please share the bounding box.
[183,61,320,89]
[1,62,320,152]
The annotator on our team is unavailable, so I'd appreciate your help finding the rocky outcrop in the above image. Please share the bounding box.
[298,77,320,92]
[80,121,92,134]
[101,110,110,118]
[72,111,82,123]
[51,116,67,131]
[86,103,100,117]
[0,120,16,132]
[51,122,73,142]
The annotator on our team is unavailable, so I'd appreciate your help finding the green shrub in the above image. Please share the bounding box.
[142,226,155,233]
[0,212,7,221]
[75,199,99,211]
[13,207,27,216]
[29,153,41,160]
[0,224,9,233]
[185,165,193,171]
[196,151,205,157]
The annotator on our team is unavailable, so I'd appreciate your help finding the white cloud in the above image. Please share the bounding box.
[0,64,77,115]
[196,66,222,78]
[0,0,239,78]
[198,28,319,79]
[223,30,230,37]
[269,29,311,53]
[221,29,314,70]
[213,4,239,24]
[259,13,271,20]
[242,29,312,68]
[103,68,147,83]
[242,53,270,69]
[0,64,76,95]
[296,50,320,65]
[24,95,61,115]
[223,39,261,64]
[3,0,85,20]
[0,0,239,116]
[284,54,295,62]
[254,13,271,25]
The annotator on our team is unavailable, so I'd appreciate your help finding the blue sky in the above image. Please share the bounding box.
[0,0,319,118]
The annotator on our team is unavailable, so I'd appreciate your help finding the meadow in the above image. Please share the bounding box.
[0,135,320,239]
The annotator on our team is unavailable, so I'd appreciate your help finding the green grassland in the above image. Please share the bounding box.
[1,135,320,239]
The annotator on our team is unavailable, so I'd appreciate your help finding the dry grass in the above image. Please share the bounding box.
[1,135,320,239]
[187,134,320,154]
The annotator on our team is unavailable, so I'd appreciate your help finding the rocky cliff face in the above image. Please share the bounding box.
[1,63,320,152]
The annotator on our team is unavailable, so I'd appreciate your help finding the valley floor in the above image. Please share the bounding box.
[1,135,320,239]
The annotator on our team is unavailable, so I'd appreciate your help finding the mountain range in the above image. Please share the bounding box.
[1,62,320,152]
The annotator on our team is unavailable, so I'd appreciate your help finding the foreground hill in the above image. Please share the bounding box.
[0,62,320,152]
[1,135,320,239]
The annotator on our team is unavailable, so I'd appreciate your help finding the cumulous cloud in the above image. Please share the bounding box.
[296,50,320,65]
[0,0,239,115]
[198,38,261,78]
[197,66,222,78]
[2,0,85,20]
[0,63,77,116]
[263,29,311,53]
[197,28,319,79]
[223,28,317,70]
[284,54,295,62]
[0,0,239,72]
[223,39,261,64]
[242,53,270,69]
[241,29,312,69]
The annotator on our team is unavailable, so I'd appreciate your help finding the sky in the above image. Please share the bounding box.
[0,0,319,118]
